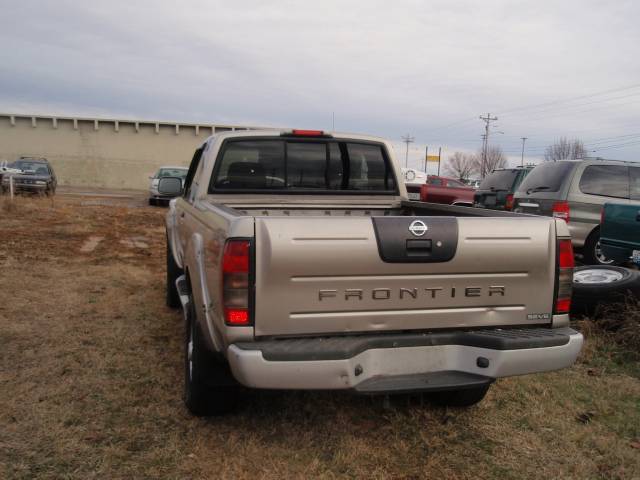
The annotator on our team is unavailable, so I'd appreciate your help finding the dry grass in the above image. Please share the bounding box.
[1,194,640,479]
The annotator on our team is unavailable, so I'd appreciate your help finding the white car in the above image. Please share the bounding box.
[149,166,188,206]
[401,167,428,200]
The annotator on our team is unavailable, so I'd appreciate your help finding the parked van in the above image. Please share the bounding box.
[513,159,640,265]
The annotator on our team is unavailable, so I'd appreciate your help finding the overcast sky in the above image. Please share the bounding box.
[1,0,639,171]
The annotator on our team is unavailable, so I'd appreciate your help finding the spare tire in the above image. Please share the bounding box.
[572,266,640,315]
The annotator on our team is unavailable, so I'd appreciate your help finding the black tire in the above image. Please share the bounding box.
[582,229,618,266]
[572,265,640,315]
[430,385,490,407]
[149,198,156,206]
[184,299,239,416]
[166,238,182,309]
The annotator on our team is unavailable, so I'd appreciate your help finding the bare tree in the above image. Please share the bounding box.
[472,145,507,178]
[444,152,477,181]
[544,137,587,161]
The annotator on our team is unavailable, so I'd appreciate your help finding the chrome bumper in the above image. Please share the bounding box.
[227,329,583,392]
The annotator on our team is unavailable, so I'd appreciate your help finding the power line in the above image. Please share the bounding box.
[401,134,415,168]
[479,113,498,178]
[495,82,640,116]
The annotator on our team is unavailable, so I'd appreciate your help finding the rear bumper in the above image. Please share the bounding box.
[601,241,635,264]
[3,183,47,192]
[227,327,583,393]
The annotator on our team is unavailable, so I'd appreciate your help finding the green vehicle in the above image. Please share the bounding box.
[600,202,640,265]
[474,167,532,211]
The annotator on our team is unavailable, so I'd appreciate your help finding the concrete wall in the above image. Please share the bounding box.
[0,113,268,190]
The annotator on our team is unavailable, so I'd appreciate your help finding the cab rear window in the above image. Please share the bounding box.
[479,170,519,191]
[210,139,397,194]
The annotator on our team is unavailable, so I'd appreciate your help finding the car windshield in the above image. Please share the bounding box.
[516,161,575,194]
[10,160,48,174]
[157,168,188,178]
[479,170,519,191]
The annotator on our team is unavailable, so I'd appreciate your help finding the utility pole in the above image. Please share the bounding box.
[401,134,415,168]
[424,146,428,172]
[520,137,527,167]
[437,147,442,176]
[479,113,498,178]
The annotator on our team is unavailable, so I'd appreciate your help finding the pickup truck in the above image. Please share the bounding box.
[419,175,476,206]
[600,203,640,265]
[160,129,583,416]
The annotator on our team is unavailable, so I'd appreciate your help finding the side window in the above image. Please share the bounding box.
[427,177,443,186]
[631,167,640,201]
[183,146,205,202]
[579,165,629,199]
[446,179,464,188]
[345,143,395,191]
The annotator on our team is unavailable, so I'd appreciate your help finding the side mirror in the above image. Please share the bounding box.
[148,175,154,180]
[157,176,183,196]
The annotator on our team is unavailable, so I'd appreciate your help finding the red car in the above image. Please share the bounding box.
[419,175,475,206]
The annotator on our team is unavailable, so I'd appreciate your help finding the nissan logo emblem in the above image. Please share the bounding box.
[409,220,428,236]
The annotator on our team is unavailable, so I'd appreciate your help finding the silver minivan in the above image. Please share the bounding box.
[513,159,640,265]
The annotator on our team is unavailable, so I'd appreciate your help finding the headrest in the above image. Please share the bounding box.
[227,162,265,188]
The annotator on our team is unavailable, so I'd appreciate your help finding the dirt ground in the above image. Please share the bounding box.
[1,194,639,479]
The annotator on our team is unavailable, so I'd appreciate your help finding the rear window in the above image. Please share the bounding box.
[479,170,519,191]
[210,139,397,193]
[517,161,575,194]
[579,165,629,199]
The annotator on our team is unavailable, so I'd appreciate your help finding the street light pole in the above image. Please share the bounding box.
[520,137,527,167]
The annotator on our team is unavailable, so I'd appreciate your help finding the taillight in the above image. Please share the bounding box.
[552,201,570,223]
[555,239,574,314]
[222,239,251,326]
[600,207,605,225]
[505,194,514,211]
[420,184,428,201]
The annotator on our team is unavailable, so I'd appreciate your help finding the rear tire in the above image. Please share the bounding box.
[430,385,490,407]
[583,230,617,266]
[184,299,239,416]
[166,238,182,309]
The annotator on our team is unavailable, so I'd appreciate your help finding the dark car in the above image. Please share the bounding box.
[513,159,640,265]
[1,157,57,196]
[474,167,532,210]
[600,202,640,265]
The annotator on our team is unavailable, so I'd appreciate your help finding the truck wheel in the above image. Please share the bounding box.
[184,299,239,416]
[583,230,617,266]
[430,385,490,407]
[166,238,182,308]
[572,266,640,315]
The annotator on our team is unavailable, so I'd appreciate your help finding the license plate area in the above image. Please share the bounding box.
[408,192,420,200]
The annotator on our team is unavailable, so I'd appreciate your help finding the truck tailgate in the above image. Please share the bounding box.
[254,216,556,337]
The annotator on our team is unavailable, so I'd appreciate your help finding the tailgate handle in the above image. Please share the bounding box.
[406,239,432,256]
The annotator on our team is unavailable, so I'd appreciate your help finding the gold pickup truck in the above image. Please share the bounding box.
[160,129,582,416]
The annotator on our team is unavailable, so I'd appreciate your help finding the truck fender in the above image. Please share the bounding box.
[165,201,183,269]
[184,232,223,353]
